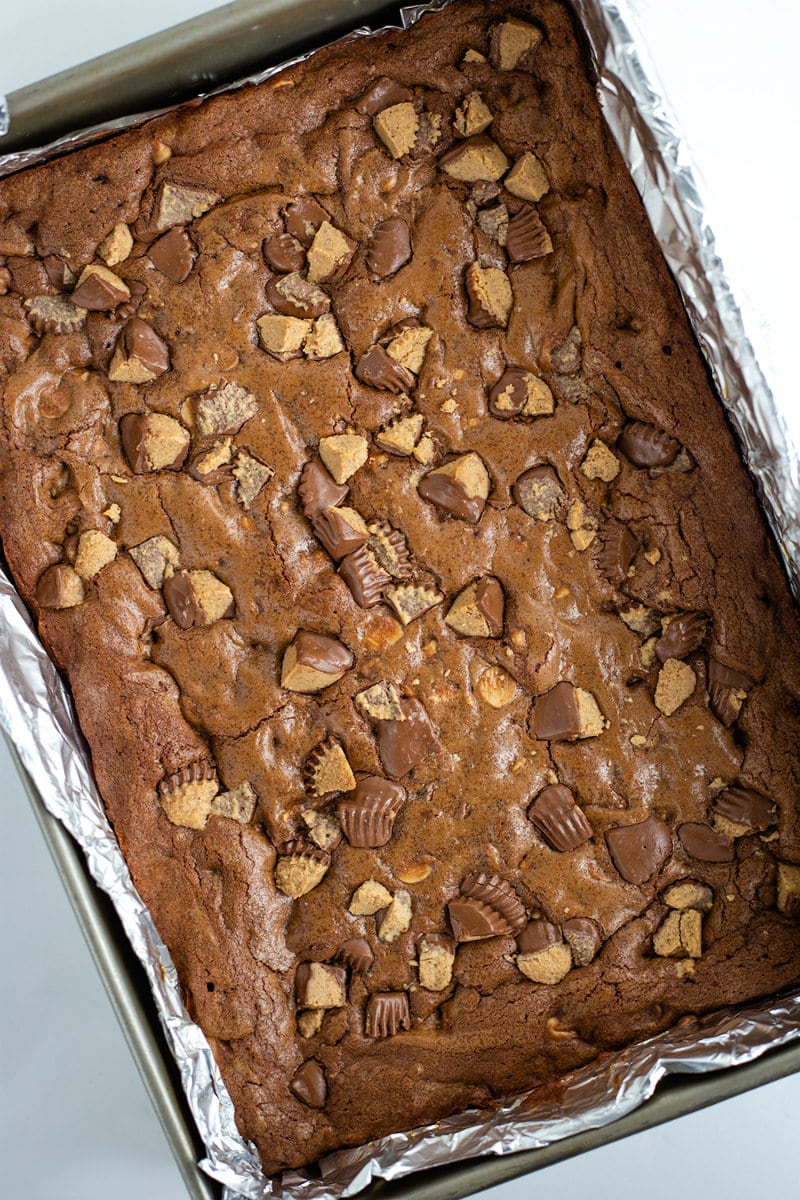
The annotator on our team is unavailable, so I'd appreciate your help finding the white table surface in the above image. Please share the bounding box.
[1,3,799,1198]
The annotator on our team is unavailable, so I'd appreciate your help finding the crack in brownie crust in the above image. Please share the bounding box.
[0,0,799,1175]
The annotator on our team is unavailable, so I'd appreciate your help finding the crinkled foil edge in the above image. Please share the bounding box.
[0,1,798,1199]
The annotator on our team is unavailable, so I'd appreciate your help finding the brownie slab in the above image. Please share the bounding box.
[0,0,799,1175]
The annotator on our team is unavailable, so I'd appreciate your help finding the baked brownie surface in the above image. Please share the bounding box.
[0,0,799,1174]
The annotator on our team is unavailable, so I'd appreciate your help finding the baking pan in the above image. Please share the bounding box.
[3,2,800,1197]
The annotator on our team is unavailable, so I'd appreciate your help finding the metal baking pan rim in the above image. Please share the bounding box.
[3,1,799,1196]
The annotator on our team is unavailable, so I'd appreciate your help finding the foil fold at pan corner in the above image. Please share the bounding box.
[0,1,798,1198]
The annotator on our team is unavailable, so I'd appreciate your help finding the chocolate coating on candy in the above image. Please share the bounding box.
[367,217,412,277]
[513,465,565,520]
[355,345,415,393]
[71,264,129,310]
[265,272,329,319]
[375,698,437,779]
[530,681,603,741]
[595,522,639,587]
[149,227,195,282]
[655,612,707,663]
[618,420,680,468]
[528,784,593,852]
[284,197,330,246]
[119,412,189,474]
[711,786,776,832]
[298,457,349,518]
[290,1060,327,1108]
[605,815,672,885]
[356,77,414,115]
[338,777,406,847]
[263,232,306,273]
[516,919,561,955]
[338,938,374,973]
[449,872,527,941]
[366,992,411,1038]
[678,822,734,863]
[312,507,369,560]
[563,917,602,966]
[505,205,552,261]
[339,547,391,607]
[288,631,353,675]
[708,659,754,727]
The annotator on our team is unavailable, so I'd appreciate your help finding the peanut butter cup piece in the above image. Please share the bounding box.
[298,457,349,518]
[513,465,564,521]
[417,934,456,991]
[24,294,87,335]
[119,412,189,473]
[150,181,219,234]
[187,438,233,484]
[73,530,117,580]
[210,781,257,824]
[109,318,170,383]
[385,584,443,626]
[563,917,602,966]
[489,15,543,70]
[129,535,180,589]
[449,872,527,941]
[290,1060,327,1109]
[312,506,370,560]
[366,992,411,1038]
[318,434,368,484]
[284,197,331,247]
[465,262,513,328]
[304,737,356,797]
[374,102,419,159]
[516,921,572,984]
[257,313,310,360]
[355,345,415,393]
[776,864,800,918]
[339,547,391,607]
[71,263,130,311]
[43,255,76,291]
[618,420,680,468]
[295,962,347,1009]
[263,231,306,274]
[418,452,490,523]
[653,909,703,959]
[375,413,424,456]
[196,380,258,437]
[366,521,412,580]
[306,221,356,285]
[489,368,554,419]
[654,658,697,716]
[528,784,593,852]
[454,91,493,138]
[149,227,195,282]
[505,205,552,261]
[655,612,708,663]
[707,659,753,727]
[356,681,405,722]
[233,451,272,509]
[662,880,714,911]
[711,786,776,837]
[445,576,504,638]
[595,521,639,586]
[440,135,510,182]
[366,217,412,277]
[356,77,414,115]
[281,630,354,693]
[605,815,672,885]
[35,563,85,609]
[375,698,437,780]
[338,937,374,973]
[275,840,330,898]
[505,151,550,202]
[158,761,218,830]
[265,271,329,319]
[163,569,234,628]
[677,822,734,863]
[338,777,406,848]
[376,889,412,943]
[530,681,604,741]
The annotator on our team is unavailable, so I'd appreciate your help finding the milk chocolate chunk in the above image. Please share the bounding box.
[275,840,330,898]
[490,15,543,70]
[445,576,504,638]
[655,612,708,663]
[338,938,374,973]
[376,698,437,779]
[295,962,347,1009]
[339,777,406,848]
[513,465,564,521]
[312,506,370,560]
[418,453,490,523]
[151,181,219,233]
[284,197,331,247]
[530,681,604,741]
[149,227,195,282]
[489,368,554,419]
[339,547,391,607]
[71,263,130,310]
[355,345,415,394]
[129,535,180,589]
[678,822,734,863]
[43,254,76,291]
[528,784,593,852]
[618,420,680,468]
[163,569,234,628]
[440,136,510,183]
[356,77,414,115]
[449,873,527,941]
[109,318,170,383]
[305,737,356,797]
[158,762,218,830]
[605,815,671,885]
[24,294,87,335]
[465,263,513,328]
[281,631,354,693]
[119,413,189,473]
[263,232,306,274]
[298,457,348,518]
[563,917,602,966]
[506,206,552,262]
[290,1060,327,1109]
[35,563,85,609]
[595,522,639,586]
[367,521,412,580]
[708,659,753,727]
[366,992,411,1038]
[366,217,412,277]
[711,786,776,836]
[417,934,456,992]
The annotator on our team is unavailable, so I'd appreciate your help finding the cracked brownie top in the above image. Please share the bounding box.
[0,0,798,1176]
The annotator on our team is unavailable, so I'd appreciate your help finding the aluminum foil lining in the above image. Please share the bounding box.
[1,1,799,1198]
